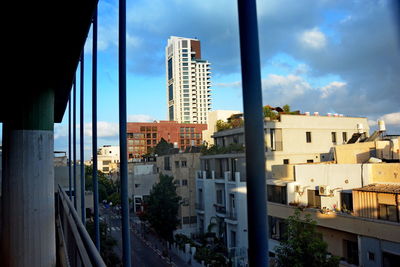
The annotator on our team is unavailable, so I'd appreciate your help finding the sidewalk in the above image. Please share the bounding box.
[131,217,190,267]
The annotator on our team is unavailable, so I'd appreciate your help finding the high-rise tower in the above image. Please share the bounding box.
[166,36,212,124]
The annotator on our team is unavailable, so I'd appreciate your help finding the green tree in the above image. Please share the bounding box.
[153,138,173,156]
[85,165,117,202]
[144,174,181,241]
[283,104,291,113]
[275,209,340,267]
[86,220,121,266]
[263,106,279,120]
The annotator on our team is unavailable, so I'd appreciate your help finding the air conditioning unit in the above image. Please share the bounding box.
[295,185,303,193]
[318,185,331,196]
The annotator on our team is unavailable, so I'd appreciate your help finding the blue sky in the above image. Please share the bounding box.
[48,0,400,160]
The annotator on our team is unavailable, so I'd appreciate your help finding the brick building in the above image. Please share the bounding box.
[127,121,207,159]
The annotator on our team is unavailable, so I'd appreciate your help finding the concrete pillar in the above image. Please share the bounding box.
[1,89,56,266]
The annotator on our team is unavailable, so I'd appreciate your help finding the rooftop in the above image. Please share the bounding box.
[353,183,400,194]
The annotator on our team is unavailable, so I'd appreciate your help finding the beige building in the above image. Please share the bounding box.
[202,110,241,146]
[211,114,370,178]
[97,145,120,174]
[157,150,201,236]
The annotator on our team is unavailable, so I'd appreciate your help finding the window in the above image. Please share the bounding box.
[306,132,312,143]
[331,132,337,143]
[103,167,109,172]
[164,157,171,170]
[169,106,174,120]
[283,159,289,164]
[182,63,188,66]
[181,161,187,167]
[379,204,398,222]
[267,185,287,204]
[307,190,321,208]
[182,53,188,57]
[307,159,314,163]
[341,192,353,211]
[342,132,348,143]
[268,216,287,241]
[168,84,173,101]
[167,58,173,80]
[230,231,236,248]
[368,252,375,261]
[175,161,180,168]
[343,240,359,265]
[182,179,188,186]
[216,189,224,205]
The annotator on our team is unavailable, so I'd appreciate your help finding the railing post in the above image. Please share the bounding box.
[73,76,77,209]
[119,0,132,265]
[68,93,72,200]
[237,0,268,266]
[80,53,86,225]
[92,7,100,251]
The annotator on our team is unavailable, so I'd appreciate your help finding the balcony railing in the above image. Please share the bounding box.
[215,204,226,214]
[56,185,106,267]
[227,210,238,220]
[197,170,204,179]
[195,202,204,211]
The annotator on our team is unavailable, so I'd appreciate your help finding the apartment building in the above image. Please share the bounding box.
[196,126,400,266]
[166,36,212,124]
[195,113,374,265]
[127,121,207,159]
[127,162,158,214]
[202,110,241,146]
[97,145,120,174]
[157,150,201,236]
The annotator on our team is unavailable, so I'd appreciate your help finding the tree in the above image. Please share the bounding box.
[275,209,340,267]
[144,173,181,241]
[153,138,173,156]
[283,104,291,113]
[85,165,117,202]
[86,220,121,266]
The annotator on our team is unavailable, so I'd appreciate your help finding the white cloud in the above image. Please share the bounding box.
[320,81,347,98]
[54,124,67,140]
[263,74,312,95]
[84,121,119,138]
[128,114,155,122]
[215,81,241,88]
[368,119,378,127]
[379,112,400,125]
[299,27,327,49]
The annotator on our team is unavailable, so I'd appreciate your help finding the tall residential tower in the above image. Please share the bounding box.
[166,36,212,124]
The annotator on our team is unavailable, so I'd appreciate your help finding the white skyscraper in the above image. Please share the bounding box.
[166,36,212,124]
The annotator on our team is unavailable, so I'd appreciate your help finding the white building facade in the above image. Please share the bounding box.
[166,36,212,124]
[196,114,371,265]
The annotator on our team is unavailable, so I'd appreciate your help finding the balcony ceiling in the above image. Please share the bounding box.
[2,1,98,123]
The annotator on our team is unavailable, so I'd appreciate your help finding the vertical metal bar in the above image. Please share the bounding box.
[73,76,77,209]
[68,93,72,200]
[119,0,132,265]
[237,0,268,266]
[80,53,86,225]
[92,7,100,251]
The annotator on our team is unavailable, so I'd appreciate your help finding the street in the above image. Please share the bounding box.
[100,205,189,267]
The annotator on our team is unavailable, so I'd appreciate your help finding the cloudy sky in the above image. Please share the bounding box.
[52,0,399,159]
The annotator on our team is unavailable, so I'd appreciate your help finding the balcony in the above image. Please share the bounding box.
[214,204,226,215]
[56,186,106,266]
[197,170,204,179]
[195,202,205,211]
[226,210,238,221]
